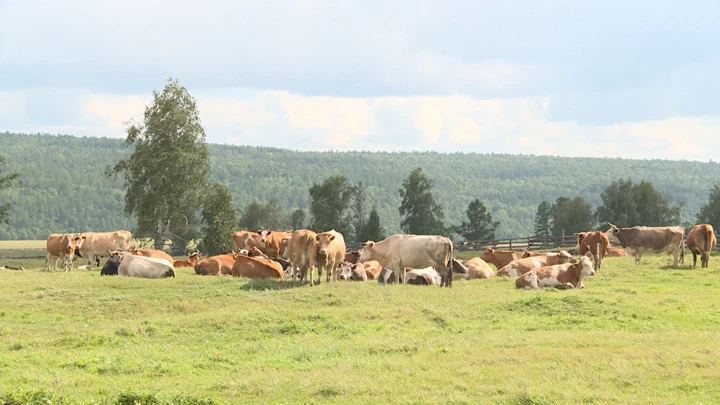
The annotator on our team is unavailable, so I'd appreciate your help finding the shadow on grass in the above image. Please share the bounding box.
[658,264,695,271]
[239,278,306,291]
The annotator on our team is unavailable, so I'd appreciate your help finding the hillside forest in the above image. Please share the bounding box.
[1,131,719,241]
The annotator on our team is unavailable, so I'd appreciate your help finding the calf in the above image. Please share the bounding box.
[173,251,202,268]
[575,231,610,270]
[479,247,522,269]
[497,251,575,277]
[686,224,716,268]
[515,255,596,290]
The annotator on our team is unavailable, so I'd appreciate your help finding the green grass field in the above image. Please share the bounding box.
[1,251,719,404]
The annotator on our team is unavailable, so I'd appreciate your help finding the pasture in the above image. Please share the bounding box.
[1,251,719,404]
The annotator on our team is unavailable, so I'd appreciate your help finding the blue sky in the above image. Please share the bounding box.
[1,0,719,160]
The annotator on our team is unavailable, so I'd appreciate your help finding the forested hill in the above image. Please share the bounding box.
[1,131,718,240]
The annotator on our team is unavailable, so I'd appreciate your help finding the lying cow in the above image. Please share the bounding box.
[359,234,454,286]
[344,250,360,264]
[458,257,495,279]
[479,247,522,269]
[101,252,121,276]
[607,247,630,257]
[337,260,383,281]
[686,224,716,268]
[128,247,174,265]
[118,254,175,279]
[520,248,542,258]
[515,255,596,290]
[194,253,236,276]
[173,251,202,268]
[405,267,442,286]
[231,253,284,278]
[497,251,575,277]
[575,231,610,270]
[607,223,684,266]
[377,267,399,284]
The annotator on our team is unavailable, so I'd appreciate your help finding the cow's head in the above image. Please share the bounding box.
[358,241,375,262]
[555,250,576,263]
[68,234,86,258]
[316,232,337,256]
[337,262,354,281]
[479,247,495,261]
[607,223,620,235]
[257,230,271,243]
[574,232,587,246]
[578,255,596,277]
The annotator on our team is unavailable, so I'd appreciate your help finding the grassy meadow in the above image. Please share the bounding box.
[1,249,719,404]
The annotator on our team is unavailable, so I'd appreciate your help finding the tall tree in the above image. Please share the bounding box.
[198,183,237,256]
[107,77,209,249]
[0,154,20,226]
[398,167,445,235]
[697,184,720,227]
[551,196,594,236]
[596,179,681,227]
[239,198,289,231]
[534,201,553,242]
[454,199,499,240]
[309,175,353,235]
[290,208,306,230]
[357,205,385,242]
[238,201,264,231]
[350,181,368,241]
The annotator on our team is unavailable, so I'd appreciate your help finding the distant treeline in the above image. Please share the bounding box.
[1,131,718,240]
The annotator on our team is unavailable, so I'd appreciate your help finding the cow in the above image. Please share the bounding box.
[451,258,469,274]
[316,230,346,283]
[45,233,86,271]
[607,247,631,257]
[284,229,318,285]
[607,223,685,266]
[337,260,383,281]
[77,230,132,268]
[117,254,175,279]
[358,234,454,287]
[686,224,716,268]
[405,267,442,286]
[377,267,399,284]
[232,231,265,252]
[497,251,576,277]
[173,252,202,268]
[520,248,542,258]
[231,253,284,278]
[258,230,293,258]
[479,247,522,270]
[515,255,596,290]
[459,257,495,279]
[193,253,236,276]
[575,231,610,270]
[344,250,360,264]
[128,247,174,264]
[100,252,121,276]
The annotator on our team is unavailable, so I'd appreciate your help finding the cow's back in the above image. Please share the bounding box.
[498,256,551,277]
[619,226,684,251]
[377,234,452,269]
[46,234,68,256]
[118,255,175,278]
[232,255,284,278]
[194,254,235,275]
[464,257,495,279]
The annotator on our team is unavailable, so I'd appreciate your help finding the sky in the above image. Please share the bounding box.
[1,0,720,161]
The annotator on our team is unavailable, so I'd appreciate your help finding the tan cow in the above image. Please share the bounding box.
[479,247,522,270]
[285,229,318,285]
[128,247,174,264]
[316,230,346,283]
[607,247,630,257]
[193,253,236,276]
[686,224,716,268]
[45,233,87,271]
[78,230,132,268]
[515,255,596,290]
[607,223,685,266]
[232,231,265,252]
[231,253,284,278]
[173,252,202,268]
[575,231,610,270]
[459,257,495,279]
[358,234,454,286]
[520,248,542,258]
[497,251,576,277]
[337,260,383,281]
[259,230,293,258]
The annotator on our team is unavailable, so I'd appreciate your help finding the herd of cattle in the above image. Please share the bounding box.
[37,222,717,290]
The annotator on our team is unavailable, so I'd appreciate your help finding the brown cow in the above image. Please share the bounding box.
[607,247,630,257]
[316,230,346,283]
[479,247,522,269]
[460,257,495,279]
[607,223,685,266]
[520,248,542,258]
[575,231,610,270]
[285,229,318,284]
[193,253,236,276]
[344,250,360,264]
[686,224,716,268]
[173,252,202,268]
[258,230,293,258]
[128,247,174,265]
[45,233,87,271]
[231,253,284,278]
[497,251,576,277]
[515,255,596,290]
[232,231,265,252]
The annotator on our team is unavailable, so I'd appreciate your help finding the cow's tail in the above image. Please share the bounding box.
[446,240,454,287]
[680,230,686,265]
[703,225,712,258]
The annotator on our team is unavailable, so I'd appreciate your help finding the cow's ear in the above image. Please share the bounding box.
[266,230,272,235]
[366,241,375,249]
[329,235,335,241]
[315,235,321,241]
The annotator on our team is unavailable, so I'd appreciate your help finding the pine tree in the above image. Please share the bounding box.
[534,201,553,242]
[0,154,20,226]
[198,183,237,256]
[697,184,720,227]
[309,175,353,235]
[398,167,445,235]
[358,206,385,242]
[455,199,498,241]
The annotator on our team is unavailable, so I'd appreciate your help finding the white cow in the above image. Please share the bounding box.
[78,230,132,268]
[118,254,175,279]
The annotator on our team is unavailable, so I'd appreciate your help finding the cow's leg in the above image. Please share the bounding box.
[44,253,51,271]
[672,249,679,267]
[692,252,698,267]
[392,259,405,284]
[634,252,641,265]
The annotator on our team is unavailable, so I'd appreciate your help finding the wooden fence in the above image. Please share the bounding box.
[453,235,579,252]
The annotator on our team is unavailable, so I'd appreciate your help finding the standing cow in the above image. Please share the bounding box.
[686,224,716,268]
[78,230,132,268]
[316,230,346,283]
[575,231,610,270]
[607,223,684,266]
[358,234,455,287]
[232,231,265,252]
[284,229,318,285]
[46,233,87,271]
